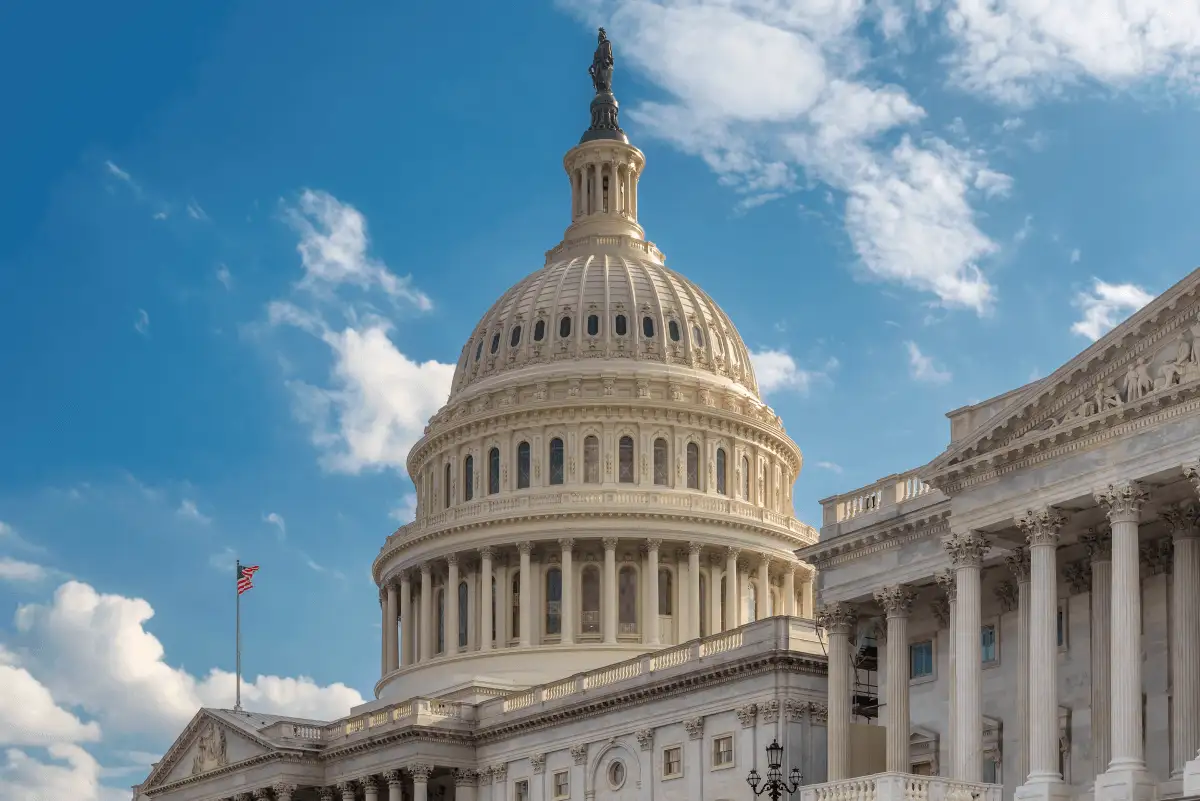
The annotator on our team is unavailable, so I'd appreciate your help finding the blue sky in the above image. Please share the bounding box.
[2,0,1199,797]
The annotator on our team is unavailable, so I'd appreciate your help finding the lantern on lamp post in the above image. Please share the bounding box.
[747,738,802,800]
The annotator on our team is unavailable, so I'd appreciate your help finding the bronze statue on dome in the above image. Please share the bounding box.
[589,28,614,94]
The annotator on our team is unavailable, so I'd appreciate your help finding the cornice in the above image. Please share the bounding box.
[144,751,316,797]
[798,511,951,570]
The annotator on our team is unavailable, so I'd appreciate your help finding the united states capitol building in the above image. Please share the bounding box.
[134,31,1200,801]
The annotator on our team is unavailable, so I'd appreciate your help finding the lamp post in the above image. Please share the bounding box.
[747,738,802,800]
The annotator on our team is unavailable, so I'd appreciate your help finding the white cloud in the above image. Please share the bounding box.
[134,309,150,337]
[905,341,952,384]
[814,461,844,474]
[263,512,286,540]
[12,581,364,736]
[749,348,832,395]
[285,190,433,311]
[0,744,127,801]
[1071,279,1155,341]
[103,161,131,183]
[0,666,101,747]
[942,0,1200,105]
[565,0,1005,313]
[185,202,207,221]
[389,494,419,524]
[215,264,232,290]
[175,499,210,525]
[0,558,49,584]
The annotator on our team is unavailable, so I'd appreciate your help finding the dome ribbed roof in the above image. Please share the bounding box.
[449,253,759,402]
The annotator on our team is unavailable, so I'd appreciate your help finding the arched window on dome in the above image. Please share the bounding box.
[488,447,500,495]
[475,339,484,361]
[517,442,531,489]
[668,320,681,342]
[653,438,668,486]
[586,314,599,336]
[545,568,562,637]
[436,587,446,654]
[614,314,627,336]
[686,442,700,490]
[741,455,750,500]
[463,455,474,502]
[581,566,601,635]
[534,319,546,341]
[642,316,655,338]
[444,463,452,509]
[559,316,572,339]
[618,566,638,635]
[699,573,709,637]
[458,581,469,648]
[490,332,500,354]
[716,448,727,496]
[692,325,704,348]
[618,436,634,483]
[584,435,600,484]
[511,573,521,640]
[510,325,521,348]
[549,438,565,485]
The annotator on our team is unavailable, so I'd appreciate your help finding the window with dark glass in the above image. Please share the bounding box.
[510,326,521,348]
[559,316,572,338]
[549,437,565,485]
[584,435,600,484]
[615,314,628,336]
[436,588,445,653]
[668,320,681,341]
[581,567,601,634]
[512,573,521,638]
[618,435,634,483]
[490,576,497,643]
[458,581,469,647]
[475,340,484,361]
[517,441,531,489]
[699,574,708,636]
[659,568,673,615]
[444,463,452,508]
[910,640,934,678]
[982,624,997,664]
[534,319,546,341]
[488,447,500,495]
[686,442,700,489]
[546,568,562,635]
[716,448,727,495]
[490,332,500,354]
[587,314,599,336]
[653,438,668,485]
[618,566,638,633]
[642,316,655,338]
[463,455,474,501]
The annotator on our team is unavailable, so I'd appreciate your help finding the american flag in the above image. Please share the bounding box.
[237,564,260,595]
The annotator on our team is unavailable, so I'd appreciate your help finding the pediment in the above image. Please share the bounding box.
[141,710,274,790]
[926,267,1200,487]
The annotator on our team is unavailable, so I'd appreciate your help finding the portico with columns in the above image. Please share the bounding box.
[801,267,1200,801]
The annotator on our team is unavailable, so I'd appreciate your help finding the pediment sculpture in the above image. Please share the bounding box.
[190,721,229,776]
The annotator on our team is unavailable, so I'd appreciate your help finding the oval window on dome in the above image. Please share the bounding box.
[642,316,655,338]
[692,325,704,347]
[614,314,627,336]
[534,320,546,341]
[490,333,500,354]
[668,320,681,341]
[587,314,599,336]
[510,325,521,348]
[559,316,572,338]
[475,339,484,361]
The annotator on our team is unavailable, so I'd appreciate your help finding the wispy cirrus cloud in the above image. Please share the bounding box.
[905,341,952,384]
[1071,279,1154,341]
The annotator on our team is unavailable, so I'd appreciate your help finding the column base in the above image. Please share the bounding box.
[1015,779,1074,801]
[1094,767,1159,801]
[1184,754,1200,796]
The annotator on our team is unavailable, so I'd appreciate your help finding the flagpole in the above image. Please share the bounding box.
[235,559,242,712]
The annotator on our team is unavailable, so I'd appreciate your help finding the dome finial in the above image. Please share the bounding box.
[582,27,627,144]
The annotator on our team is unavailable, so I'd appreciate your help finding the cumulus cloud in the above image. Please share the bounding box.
[749,349,836,395]
[0,558,50,584]
[0,665,102,747]
[1071,279,1155,341]
[0,744,127,801]
[12,581,364,736]
[905,341,952,384]
[564,0,1006,313]
[175,499,210,525]
[389,494,419,524]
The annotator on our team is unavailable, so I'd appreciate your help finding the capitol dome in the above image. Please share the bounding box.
[371,55,818,705]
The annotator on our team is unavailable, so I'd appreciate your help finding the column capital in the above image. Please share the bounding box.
[399,569,412,584]
[602,537,618,551]
[445,552,459,567]
[934,568,957,601]
[317,792,336,801]
[360,777,377,792]
[688,542,703,555]
[517,541,534,555]
[684,717,705,739]
[1183,458,1200,497]
[1080,526,1113,560]
[1016,505,1068,546]
[384,770,403,787]
[335,781,356,795]
[491,763,508,781]
[571,743,588,765]
[409,763,433,782]
[1004,547,1032,581]
[816,602,857,635]
[1162,504,1200,541]
[479,545,495,559]
[419,561,432,576]
[559,537,575,550]
[273,784,297,801]
[873,585,916,617]
[1094,479,1149,523]
[645,537,662,551]
[725,546,741,559]
[944,530,989,568]
[455,768,479,786]
[253,789,273,801]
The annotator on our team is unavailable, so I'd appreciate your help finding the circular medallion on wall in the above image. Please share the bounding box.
[607,760,626,790]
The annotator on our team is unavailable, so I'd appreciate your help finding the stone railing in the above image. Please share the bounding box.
[819,469,940,526]
[800,773,1002,801]
[479,615,823,725]
[280,697,472,745]
[386,490,818,548]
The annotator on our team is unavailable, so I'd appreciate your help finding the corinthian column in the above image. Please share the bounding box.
[1006,547,1033,785]
[1164,502,1200,778]
[446,554,460,656]
[784,565,797,616]
[384,770,403,801]
[419,562,432,662]
[410,764,432,801]
[399,571,412,665]
[603,538,618,644]
[874,585,916,773]
[385,581,398,672]
[560,539,575,645]
[1081,527,1113,781]
[1015,507,1070,801]
[646,539,661,644]
[818,602,857,781]
[1093,481,1156,801]
[725,547,740,630]
[517,542,533,647]
[935,568,958,775]
[758,553,771,619]
[945,531,988,782]
[479,547,493,652]
[688,543,702,639]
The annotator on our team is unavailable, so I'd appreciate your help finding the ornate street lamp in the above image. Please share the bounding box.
[747,738,802,800]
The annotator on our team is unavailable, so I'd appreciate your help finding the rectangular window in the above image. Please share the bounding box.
[553,770,570,799]
[981,624,997,664]
[909,640,934,680]
[712,735,734,767]
[515,779,530,801]
[663,745,683,778]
